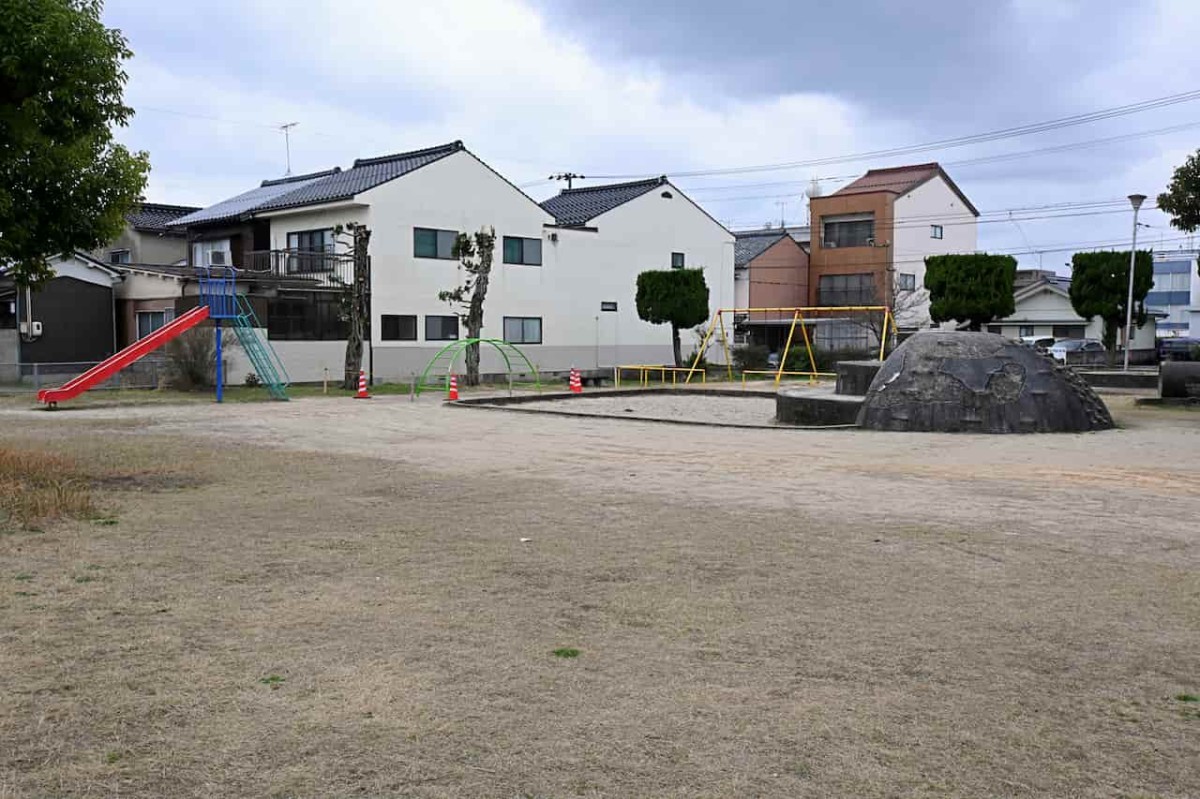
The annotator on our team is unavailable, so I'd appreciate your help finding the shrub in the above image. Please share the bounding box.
[732,344,770,372]
[162,328,234,391]
[244,372,261,388]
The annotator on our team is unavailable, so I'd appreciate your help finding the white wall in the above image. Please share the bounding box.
[264,154,734,379]
[114,271,184,301]
[891,176,978,329]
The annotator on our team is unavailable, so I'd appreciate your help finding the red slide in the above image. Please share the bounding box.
[38,305,211,406]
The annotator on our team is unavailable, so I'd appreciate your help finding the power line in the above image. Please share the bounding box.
[582,88,1200,180]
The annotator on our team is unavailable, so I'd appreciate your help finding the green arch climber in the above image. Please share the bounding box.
[414,338,541,395]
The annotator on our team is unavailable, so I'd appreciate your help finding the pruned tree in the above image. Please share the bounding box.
[0,0,150,288]
[1157,149,1200,242]
[438,227,495,386]
[924,253,1017,331]
[635,269,710,366]
[1069,250,1153,365]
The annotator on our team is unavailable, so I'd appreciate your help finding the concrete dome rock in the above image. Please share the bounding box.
[857,331,1114,433]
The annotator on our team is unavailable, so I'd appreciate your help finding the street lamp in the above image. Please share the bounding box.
[1123,193,1147,371]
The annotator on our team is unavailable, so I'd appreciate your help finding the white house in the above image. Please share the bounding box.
[176,141,735,382]
[990,274,1157,357]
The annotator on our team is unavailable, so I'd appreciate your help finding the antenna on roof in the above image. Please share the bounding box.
[279,122,299,176]
[549,172,585,190]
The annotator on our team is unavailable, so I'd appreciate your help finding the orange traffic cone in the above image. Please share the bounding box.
[569,366,583,394]
[447,374,459,401]
[355,369,370,399]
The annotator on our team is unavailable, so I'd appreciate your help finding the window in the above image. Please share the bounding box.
[502,236,542,266]
[192,239,231,267]
[822,214,875,248]
[1052,324,1086,339]
[930,224,944,240]
[109,249,131,265]
[287,229,334,253]
[896,273,916,291]
[1019,325,1036,337]
[813,321,870,352]
[267,292,348,341]
[600,301,618,312]
[671,252,686,269]
[817,273,876,306]
[987,325,1003,335]
[414,228,458,259]
[136,309,173,339]
[285,229,335,274]
[380,314,417,341]
[425,315,459,341]
[503,316,542,344]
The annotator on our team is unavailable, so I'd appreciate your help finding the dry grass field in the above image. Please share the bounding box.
[1,392,1198,798]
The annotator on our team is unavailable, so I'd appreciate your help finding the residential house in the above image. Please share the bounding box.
[174,144,735,381]
[1148,250,1199,337]
[807,163,979,346]
[989,271,1158,361]
[91,202,199,266]
[732,228,809,350]
[1,253,121,382]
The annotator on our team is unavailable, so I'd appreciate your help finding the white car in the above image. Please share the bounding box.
[1047,339,1105,363]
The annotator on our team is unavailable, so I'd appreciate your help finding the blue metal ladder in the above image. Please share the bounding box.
[197,266,289,402]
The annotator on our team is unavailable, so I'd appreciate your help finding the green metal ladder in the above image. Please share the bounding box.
[231,295,290,400]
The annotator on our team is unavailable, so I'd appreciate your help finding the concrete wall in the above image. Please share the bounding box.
[891,176,978,328]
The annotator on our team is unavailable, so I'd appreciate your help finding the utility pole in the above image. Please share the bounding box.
[279,122,298,176]
[776,201,787,229]
[549,172,586,190]
[1123,193,1146,371]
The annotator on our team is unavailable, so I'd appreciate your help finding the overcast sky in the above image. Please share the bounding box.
[104,0,1200,271]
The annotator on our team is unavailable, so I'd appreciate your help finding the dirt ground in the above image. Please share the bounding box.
[1,391,1198,798]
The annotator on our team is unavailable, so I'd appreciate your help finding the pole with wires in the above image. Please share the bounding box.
[1123,193,1146,371]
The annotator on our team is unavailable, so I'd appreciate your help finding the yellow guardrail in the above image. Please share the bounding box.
[739,369,836,387]
[615,365,707,388]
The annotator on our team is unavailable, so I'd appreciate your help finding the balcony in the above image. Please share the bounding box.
[243,249,356,288]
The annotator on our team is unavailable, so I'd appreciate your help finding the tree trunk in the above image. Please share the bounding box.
[464,271,490,387]
[342,227,371,389]
[1102,317,1119,367]
[671,323,682,367]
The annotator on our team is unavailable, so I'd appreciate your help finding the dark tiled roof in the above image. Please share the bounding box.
[541,176,669,226]
[833,162,979,216]
[733,230,788,267]
[174,142,465,228]
[173,172,334,227]
[127,203,201,233]
[254,142,464,213]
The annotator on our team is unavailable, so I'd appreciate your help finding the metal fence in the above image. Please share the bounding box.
[0,357,168,394]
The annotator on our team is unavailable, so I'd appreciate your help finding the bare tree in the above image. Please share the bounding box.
[438,227,495,386]
[331,223,371,389]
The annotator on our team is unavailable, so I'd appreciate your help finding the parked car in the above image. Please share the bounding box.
[1157,337,1200,362]
[766,351,781,369]
[1019,335,1056,353]
[1048,338,1106,363]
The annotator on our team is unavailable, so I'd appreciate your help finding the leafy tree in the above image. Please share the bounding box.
[1157,149,1200,239]
[438,227,495,386]
[923,253,1017,330]
[1069,250,1153,365]
[0,0,150,287]
[635,269,710,366]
